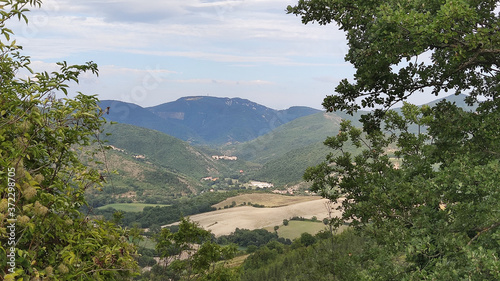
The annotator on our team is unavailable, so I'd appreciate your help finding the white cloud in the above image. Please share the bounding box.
[13,0,345,60]
[4,0,353,109]
[171,78,274,85]
[100,65,177,75]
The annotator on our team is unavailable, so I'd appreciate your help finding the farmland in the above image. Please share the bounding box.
[212,193,322,209]
[273,220,326,240]
[170,196,341,236]
[97,203,171,212]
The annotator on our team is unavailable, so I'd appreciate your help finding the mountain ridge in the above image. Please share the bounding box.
[100,96,320,145]
[91,93,476,197]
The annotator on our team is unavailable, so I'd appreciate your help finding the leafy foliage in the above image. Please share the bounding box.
[217,228,290,248]
[240,229,368,280]
[0,1,138,279]
[144,217,238,281]
[288,0,500,113]
[304,103,500,278]
[289,0,500,279]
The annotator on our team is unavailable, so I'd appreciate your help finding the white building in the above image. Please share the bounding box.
[250,181,274,188]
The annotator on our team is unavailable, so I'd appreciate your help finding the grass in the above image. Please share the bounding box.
[272,220,327,240]
[226,254,250,268]
[97,203,171,212]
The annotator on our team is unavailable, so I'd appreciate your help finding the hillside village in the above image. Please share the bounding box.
[212,155,238,160]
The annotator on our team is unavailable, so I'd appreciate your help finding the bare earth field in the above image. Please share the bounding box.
[169,196,342,236]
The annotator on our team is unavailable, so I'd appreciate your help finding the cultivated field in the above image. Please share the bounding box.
[168,195,342,236]
[212,193,322,209]
[271,220,327,240]
[97,203,170,212]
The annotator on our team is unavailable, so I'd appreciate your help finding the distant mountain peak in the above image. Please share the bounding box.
[100,96,320,145]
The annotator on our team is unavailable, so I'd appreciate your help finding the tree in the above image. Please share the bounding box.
[282,219,289,226]
[304,103,500,279]
[288,0,499,115]
[243,246,279,270]
[148,223,162,237]
[299,232,316,247]
[0,1,138,280]
[291,0,500,279]
[153,217,237,281]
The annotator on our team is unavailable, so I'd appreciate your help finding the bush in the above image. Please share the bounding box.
[247,245,258,254]
[299,232,316,247]
[138,255,157,267]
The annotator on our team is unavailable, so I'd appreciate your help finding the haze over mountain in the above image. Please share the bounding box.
[100,96,320,145]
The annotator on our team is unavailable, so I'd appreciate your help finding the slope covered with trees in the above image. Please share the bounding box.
[101,122,228,180]
[101,97,320,145]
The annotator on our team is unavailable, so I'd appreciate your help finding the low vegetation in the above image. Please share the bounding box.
[178,197,334,236]
[240,228,369,280]
[94,190,243,228]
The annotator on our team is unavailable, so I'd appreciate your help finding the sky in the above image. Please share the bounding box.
[10,0,440,110]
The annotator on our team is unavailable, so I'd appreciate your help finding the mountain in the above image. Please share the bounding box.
[83,146,201,206]
[425,93,478,110]
[100,96,320,145]
[97,94,473,188]
[101,123,231,179]
[250,141,332,185]
[232,93,474,185]
[84,122,259,207]
[227,110,366,164]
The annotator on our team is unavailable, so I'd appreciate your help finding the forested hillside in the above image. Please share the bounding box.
[101,123,223,178]
[82,145,200,207]
[100,97,320,145]
[228,112,347,163]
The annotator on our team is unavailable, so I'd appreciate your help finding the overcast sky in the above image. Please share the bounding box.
[11,0,439,110]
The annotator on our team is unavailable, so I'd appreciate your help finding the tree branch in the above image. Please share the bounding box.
[467,221,500,246]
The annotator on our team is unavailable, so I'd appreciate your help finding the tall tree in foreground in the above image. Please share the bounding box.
[145,217,237,281]
[288,0,499,114]
[0,1,138,279]
[290,0,500,279]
